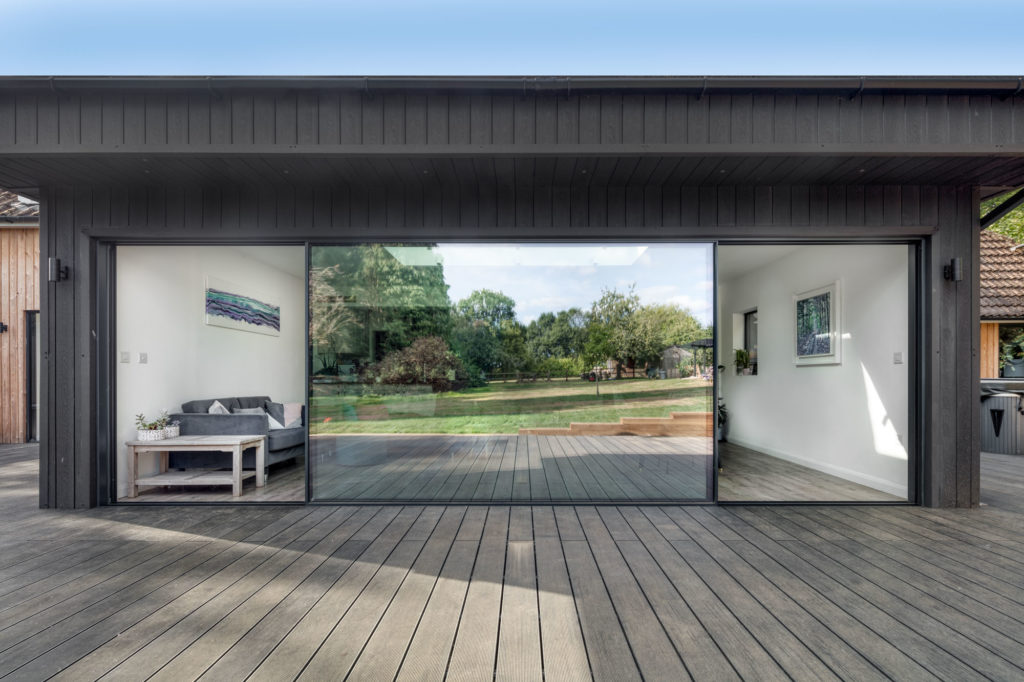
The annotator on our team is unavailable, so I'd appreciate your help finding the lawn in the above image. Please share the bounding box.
[310,377,712,434]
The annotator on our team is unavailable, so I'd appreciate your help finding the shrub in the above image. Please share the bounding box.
[364,336,469,393]
[534,356,586,377]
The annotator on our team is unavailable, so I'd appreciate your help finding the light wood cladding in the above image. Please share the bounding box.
[0,227,39,443]
[981,322,1000,379]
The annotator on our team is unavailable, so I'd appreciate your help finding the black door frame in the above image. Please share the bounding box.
[24,309,39,443]
[93,237,923,507]
[714,239,923,506]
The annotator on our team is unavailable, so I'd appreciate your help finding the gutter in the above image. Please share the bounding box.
[0,216,39,226]
[0,75,1022,96]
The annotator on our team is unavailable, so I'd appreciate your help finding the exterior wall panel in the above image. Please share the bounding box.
[37,180,979,509]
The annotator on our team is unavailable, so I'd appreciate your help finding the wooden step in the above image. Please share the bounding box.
[620,417,675,424]
[519,412,714,437]
[517,427,572,435]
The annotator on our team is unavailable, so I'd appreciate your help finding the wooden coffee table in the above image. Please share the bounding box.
[125,434,266,497]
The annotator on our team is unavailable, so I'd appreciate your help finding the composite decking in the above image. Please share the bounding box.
[310,434,712,502]
[2,442,1024,680]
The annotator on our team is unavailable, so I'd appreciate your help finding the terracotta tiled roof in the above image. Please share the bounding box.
[981,230,1024,319]
[0,190,39,220]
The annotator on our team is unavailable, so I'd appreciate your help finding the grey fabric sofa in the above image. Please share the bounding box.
[167,395,305,470]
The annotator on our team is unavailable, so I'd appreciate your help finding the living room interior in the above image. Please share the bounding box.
[716,243,912,502]
[115,245,306,502]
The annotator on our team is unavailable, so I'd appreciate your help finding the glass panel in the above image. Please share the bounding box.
[998,323,1024,377]
[114,245,307,503]
[309,243,715,502]
[717,244,910,502]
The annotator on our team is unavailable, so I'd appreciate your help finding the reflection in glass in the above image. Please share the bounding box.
[309,243,715,502]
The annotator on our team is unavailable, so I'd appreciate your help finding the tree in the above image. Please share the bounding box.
[364,336,469,393]
[454,289,516,329]
[308,263,357,373]
[451,289,530,378]
[526,308,587,359]
[451,318,501,380]
[310,245,452,366]
[584,287,641,377]
[984,191,1024,243]
[632,303,706,349]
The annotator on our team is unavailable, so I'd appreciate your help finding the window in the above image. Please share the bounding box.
[999,323,1024,377]
[743,310,758,375]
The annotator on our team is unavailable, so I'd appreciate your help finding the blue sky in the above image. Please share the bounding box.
[432,244,714,325]
[2,1,1023,75]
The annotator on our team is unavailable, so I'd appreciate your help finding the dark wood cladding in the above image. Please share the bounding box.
[70,183,941,239]
[39,182,978,509]
[5,91,1024,150]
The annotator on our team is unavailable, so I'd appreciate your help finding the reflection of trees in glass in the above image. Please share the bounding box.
[309,264,357,374]
[310,245,452,373]
[584,286,709,377]
[362,336,468,393]
[451,289,527,380]
[310,246,712,387]
[526,309,588,360]
[796,292,831,356]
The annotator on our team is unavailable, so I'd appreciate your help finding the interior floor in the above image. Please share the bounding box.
[717,441,904,502]
[117,457,306,503]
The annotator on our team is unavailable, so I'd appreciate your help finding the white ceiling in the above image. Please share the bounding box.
[717,245,803,282]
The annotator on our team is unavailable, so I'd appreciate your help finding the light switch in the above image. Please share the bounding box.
[138,352,148,364]
[119,352,130,363]
[893,352,904,364]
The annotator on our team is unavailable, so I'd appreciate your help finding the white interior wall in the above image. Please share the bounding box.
[115,245,305,498]
[718,244,909,497]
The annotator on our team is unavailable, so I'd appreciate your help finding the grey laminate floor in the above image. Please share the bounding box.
[2,443,1023,680]
[717,441,905,502]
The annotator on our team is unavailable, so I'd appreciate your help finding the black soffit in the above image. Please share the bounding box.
[4,154,1024,191]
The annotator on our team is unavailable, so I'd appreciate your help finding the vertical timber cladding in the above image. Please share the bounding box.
[40,181,979,508]
[0,225,38,443]
[39,188,96,509]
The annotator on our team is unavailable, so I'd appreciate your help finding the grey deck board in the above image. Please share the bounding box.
[2,445,1024,680]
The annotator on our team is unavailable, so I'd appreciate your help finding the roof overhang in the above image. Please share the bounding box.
[4,76,1024,196]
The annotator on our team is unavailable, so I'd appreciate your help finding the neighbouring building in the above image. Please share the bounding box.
[0,190,40,443]
[980,229,1024,378]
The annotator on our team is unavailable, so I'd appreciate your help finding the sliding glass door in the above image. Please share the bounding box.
[308,243,716,503]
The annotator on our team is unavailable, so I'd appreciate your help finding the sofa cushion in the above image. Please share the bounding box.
[232,407,265,415]
[268,427,305,451]
[284,402,304,428]
[264,400,286,426]
[182,397,239,413]
[208,400,231,415]
[236,396,272,409]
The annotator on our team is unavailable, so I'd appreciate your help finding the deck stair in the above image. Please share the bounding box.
[519,411,712,437]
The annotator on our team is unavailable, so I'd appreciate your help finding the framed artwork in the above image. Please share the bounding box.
[793,280,840,366]
[205,276,281,336]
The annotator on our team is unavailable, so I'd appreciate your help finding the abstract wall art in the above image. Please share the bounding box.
[205,276,281,336]
[794,280,840,366]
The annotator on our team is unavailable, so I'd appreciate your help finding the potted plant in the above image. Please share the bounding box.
[135,412,166,441]
[1002,333,1024,378]
[164,418,181,439]
[734,348,751,375]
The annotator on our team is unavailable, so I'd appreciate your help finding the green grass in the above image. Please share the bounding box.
[310,377,712,434]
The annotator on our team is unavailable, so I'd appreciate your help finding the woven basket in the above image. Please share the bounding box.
[137,428,165,441]
[163,425,180,438]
